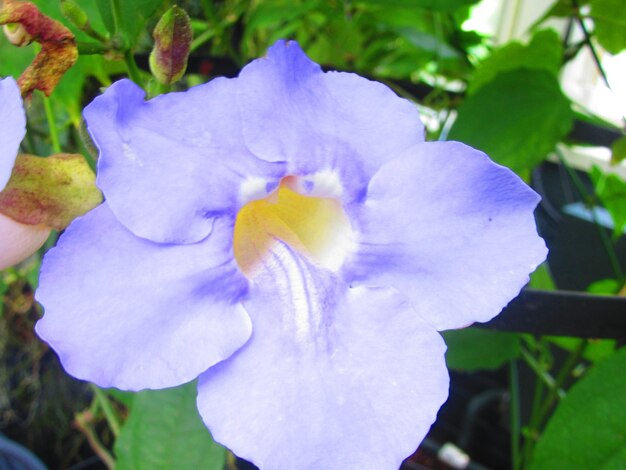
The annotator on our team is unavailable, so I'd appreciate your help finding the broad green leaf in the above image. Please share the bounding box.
[361,7,469,75]
[591,0,626,54]
[0,29,33,78]
[115,382,226,470]
[529,263,556,290]
[394,28,462,60]
[548,336,617,362]
[355,0,481,11]
[529,346,626,469]
[448,69,573,173]
[244,0,314,40]
[370,45,432,78]
[469,29,562,94]
[51,55,108,126]
[306,16,363,69]
[96,0,166,46]
[590,165,626,238]
[611,135,626,165]
[443,328,520,371]
[530,0,573,29]
[587,278,622,294]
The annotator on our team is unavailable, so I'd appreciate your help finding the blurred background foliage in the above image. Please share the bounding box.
[1,0,625,469]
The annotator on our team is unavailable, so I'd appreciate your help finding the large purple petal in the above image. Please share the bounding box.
[346,141,547,331]
[0,77,26,191]
[36,204,251,390]
[197,244,448,470]
[83,79,285,244]
[236,41,425,201]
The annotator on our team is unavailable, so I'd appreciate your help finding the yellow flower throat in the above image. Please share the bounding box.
[233,178,351,277]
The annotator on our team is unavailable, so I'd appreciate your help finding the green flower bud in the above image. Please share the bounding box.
[60,0,89,31]
[149,5,192,85]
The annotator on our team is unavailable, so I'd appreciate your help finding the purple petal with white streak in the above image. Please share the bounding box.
[197,243,448,470]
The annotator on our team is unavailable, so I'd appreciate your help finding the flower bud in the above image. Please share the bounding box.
[149,5,192,85]
[60,0,89,31]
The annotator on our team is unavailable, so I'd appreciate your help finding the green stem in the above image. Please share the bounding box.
[520,348,565,399]
[521,358,546,468]
[124,49,144,85]
[82,25,110,44]
[76,41,109,55]
[536,340,588,428]
[90,384,122,437]
[109,0,143,85]
[110,0,123,38]
[190,27,215,53]
[509,360,521,470]
[43,95,61,154]
[574,8,611,90]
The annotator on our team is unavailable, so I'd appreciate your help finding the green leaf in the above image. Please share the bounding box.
[114,382,226,470]
[96,0,166,46]
[52,55,108,125]
[530,0,573,29]
[611,135,626,165]
[469,29,563,94]
[245,0,314,38]
[548,337,617,362]
[443,328,520,371]
[393,27,462,60]
[529,262,556,290]
[529,346,626,469]
[587,278,621,294]
[591,0,626,54]
[0,36,32,78]
[590,165,626,237]
[448,69,573,173]
[355,0,481,11]
[306,16,363,69]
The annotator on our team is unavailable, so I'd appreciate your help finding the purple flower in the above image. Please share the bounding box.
[0,77,25,191]
[36,41,546,469]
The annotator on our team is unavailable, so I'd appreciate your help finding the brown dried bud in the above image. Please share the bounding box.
[0,0,78,98]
